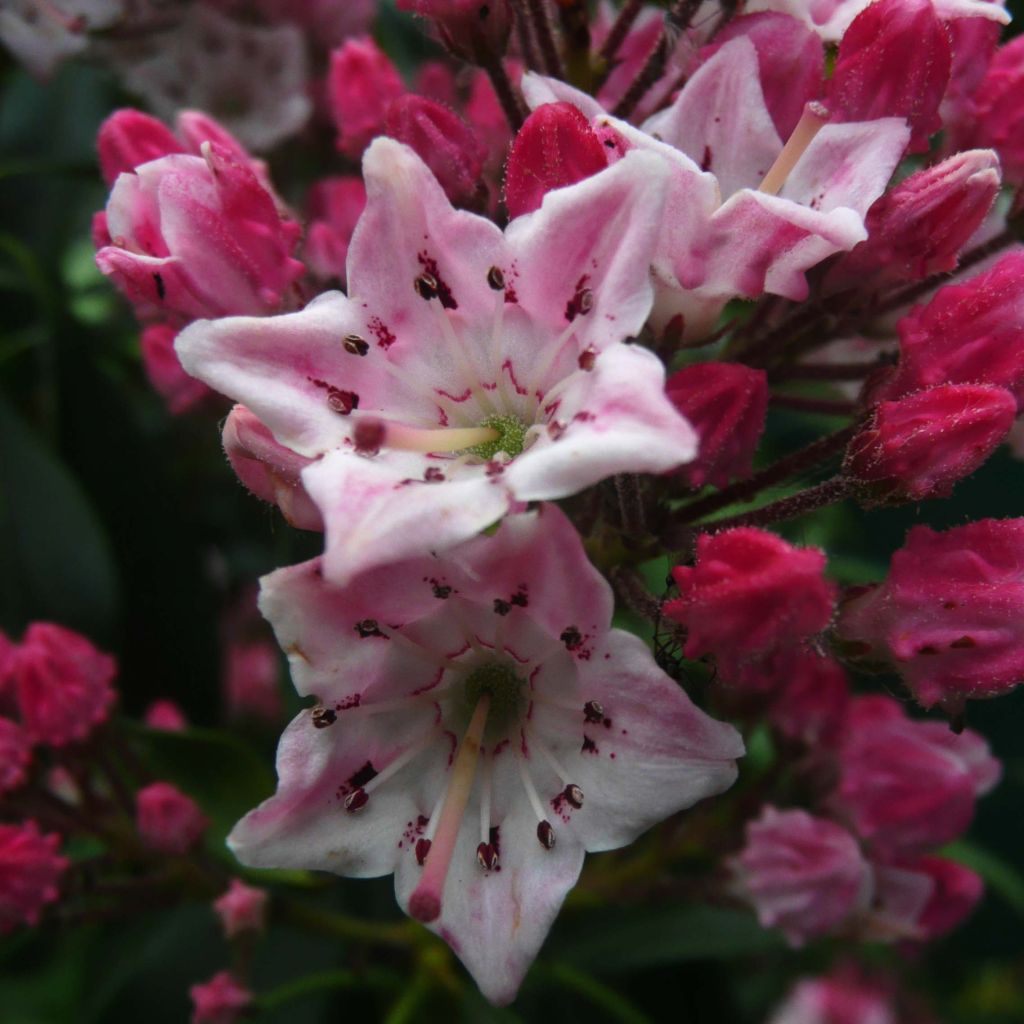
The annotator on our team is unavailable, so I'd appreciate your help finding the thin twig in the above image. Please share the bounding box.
[694,477,852,532]
[525,0,566,79]
[480,52,527,130]
[598,0,643,63]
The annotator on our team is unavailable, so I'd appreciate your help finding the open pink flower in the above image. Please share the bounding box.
[178,138,696,584]
[228,506,742,1003]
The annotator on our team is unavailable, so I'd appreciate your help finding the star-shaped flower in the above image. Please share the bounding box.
[228,506,743,1003]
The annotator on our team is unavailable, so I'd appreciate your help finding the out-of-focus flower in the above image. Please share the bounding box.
[178,138,696,585]
[143,699,188,732]
[0,0,117,78]
[141,324,215,415]
[189,971,253,1024]
[304,177,367,286]
[666,363,768,489]
[328,37,405,160]
[228,506,742,1004]
[223,638,283,725]
[136,782,208,855]
[767,970,899,1024]
[0,718,31,794]
[732,806,871,945]
[213,879,268,939]
[836,519,1024,709]
[6,623,116,747]
[0,821,68,933]
[767,652,850,745]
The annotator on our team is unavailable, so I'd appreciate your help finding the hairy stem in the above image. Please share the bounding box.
[525,0,566,79]
[693,477,852,532]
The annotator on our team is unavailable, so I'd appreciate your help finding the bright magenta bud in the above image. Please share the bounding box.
[136,782,208,855]
[213,879,268,939]
[143,699,188,732]
[97,109,183,186]
[879,253,1024,408]
[304,176,367,285]
[970,36,1024,184]
[398,0,514,63]
[189,971,253,1024]
[328,37,405,159]
[767,652,850,746]
[505,102,608,219]
[827,150,1001,291]
[837,519,1024,710]
[665,529,836,686]
[666,363,768,489]
[384,96,486,208]
[845,383,1015,504]
[828,0,951,153]
[732,806,870,946]
[223,405,323,531]
[141,323,213,415]
[0,821,68,933]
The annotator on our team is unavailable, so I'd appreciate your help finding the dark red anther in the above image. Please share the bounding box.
[476,842,499,870]
[312,706,337,729]
[578,346,597,371]
[487,266,505,291]
[583,699,604,723]
[344,788,369,812]
[354,418,386,455]
[563,784,584,809]
[344,333,369,356]
[414,272,440,301]
[536,820,556,850]
[415,838,432,865]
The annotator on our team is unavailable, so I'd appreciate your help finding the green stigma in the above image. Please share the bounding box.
[462,660,525,739]
[467,414,528,461]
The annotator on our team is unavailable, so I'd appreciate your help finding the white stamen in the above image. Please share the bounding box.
[427,300,497,416]
[758,101,830,197]
[363,728,441,794]
[534,368,584,419]
[341,688,455,717]
[529,318,581,409]
[528,730,573,784]
[479,749,493,846]
[375,357,466,424]
[373,622,469,672]
[516,749,549,824]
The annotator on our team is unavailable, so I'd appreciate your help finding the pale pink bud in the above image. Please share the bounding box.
[141,324,214,415]
[845,384,1015,504]
[397,0,514,63]
[828,0,951,153]
[666,363,768,489]
[384,96,486,208]
[328,37,405,159]
[136,782,208,855]
[97,109,183,187]
[0,821,67,933]
[505,103,608,219]
[143,699,188,732]
[223,405,323,531]
[304,177,367,285]
[767,652,850,746]
[827,150,1001,291]
[768,972,898,1024]
[836,519,1024,709]
[8,623,116,747]
[969,36,1024,184]
[0,718,31,795]
[733,807,870,946]
[224,639,283,725]
[213,879,268,939]
[189,971,253,1024]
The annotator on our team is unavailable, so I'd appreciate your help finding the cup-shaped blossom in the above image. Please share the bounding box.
[767,652,850,745]
[189,971,253,1024]
[0,718,31,794]
[844,384,1015,505]
[141,324,214,415]
[228,506,743,1004]
[136,782,209,855]
[304,177,367,286]
[328,37,406,159]
[505,103,609,219]
[7,623,116,747]
[732,807,871,946]
[666,363,768,488]
[666,529,836,686]
[967,36,1024,184]
[830,696,999,856]
[177,138,697,584]
[877,253,1024,409]
[96,143,304,325]
[836,519,1024,709]
[0,821,68,933]
[213,879,268,939]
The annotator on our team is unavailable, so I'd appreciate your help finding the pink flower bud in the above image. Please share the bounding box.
[223,405,323,531]
[328,38,405,159]
[224,639,283,725]
[666,363,768,488]
[8,623,116,747]
[97,109,184,187]
[383,96,486,208]
[827,150,1001,291]
[969,36,1024,184]
[768,972,899,1024]
[828,0,951,153]
[141,324,214,415]
[96,145,304,323]
[732,807,870,946]
[136,782,208,855]
[844,383,1015,504]
[189,971,253,1024]
[143,699,188,732]
[879,253,1024,408]
[213,879,268,939]
[767,652,850,746]
[0,821,68,933]
[505,103,609,219]
[831,696,999,855]
[0,718,31,795]
[837,519,1024,709]
[304,177,367,285]
[397,0,514,63]
[666,529,836,685]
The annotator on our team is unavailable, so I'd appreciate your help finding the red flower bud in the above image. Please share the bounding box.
[141,323,213,416]
[0,821,68,933]
[136,782,208,855]
[767,652,850,746]
[328,37,405,159]
[845,383,1015,504]
[666,363,768,488]
[505,102,608,219]
[97,109,183,186]
[304,176,367,285]
[969,35,1024,184]
[398,0,514,63]
[828,0,951,153]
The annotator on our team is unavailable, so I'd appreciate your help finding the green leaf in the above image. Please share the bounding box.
[942,840,1024,920]
[537,963,655,1024]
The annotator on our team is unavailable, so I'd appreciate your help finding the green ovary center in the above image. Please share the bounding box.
[461,660,525,740]
[467,414,528,461]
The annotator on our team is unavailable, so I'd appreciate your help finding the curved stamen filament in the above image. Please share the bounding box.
[408,693,491,923]
[517,750,557,850]
[346,728,441,810]
[363,420,500,455]
[427,300,498,416]
[373,622,471,672]
[341,688,455,717]
[758,101,830,197]
[529,319,581,411]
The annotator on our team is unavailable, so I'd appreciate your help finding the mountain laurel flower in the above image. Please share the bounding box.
[0,718,31,794]
[6,623,117,747]
[0,821,68,933]
[505,103,609,220]
[304,176,367,286]
[136,782,209,855]
[666,529,836,687]
[844,384,1016,505]
[836,519,1024,710]
[140,324,214,416]
[830,697,1000,856]
[227,506,743,1004]
[732,807,871,946]
[213,879,268,939]
[328,37,406,159]
[666,363,768,488]
[189,971,253,1024]
[177,138,697,585]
